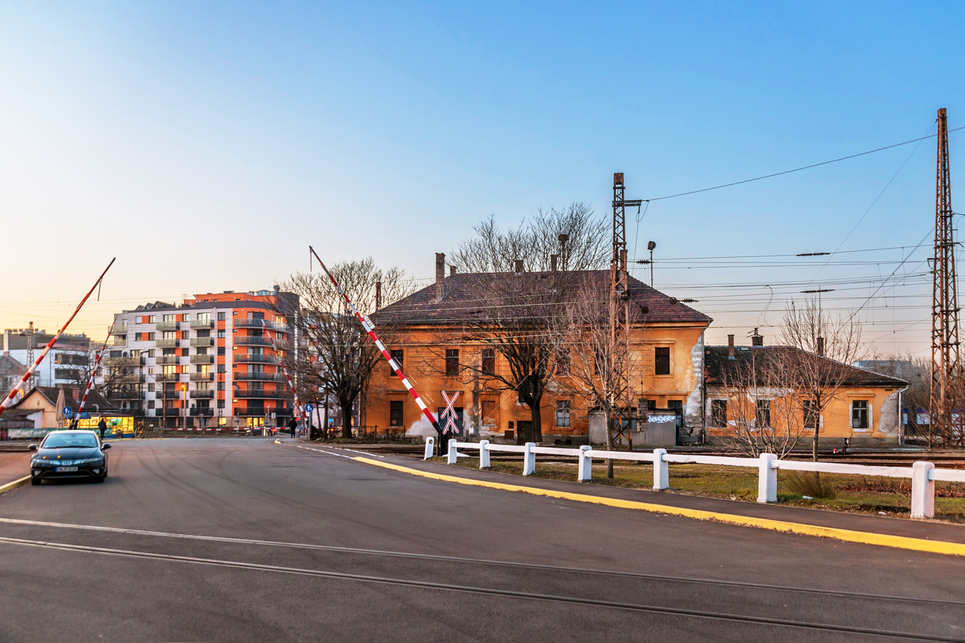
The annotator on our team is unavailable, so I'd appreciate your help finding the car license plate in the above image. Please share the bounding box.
[55,466,78,472]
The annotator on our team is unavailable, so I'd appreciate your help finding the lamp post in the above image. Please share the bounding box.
[181,383,187,431]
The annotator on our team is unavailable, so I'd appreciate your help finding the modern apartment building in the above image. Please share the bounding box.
[104,288,298,429]
[2,324,92,389]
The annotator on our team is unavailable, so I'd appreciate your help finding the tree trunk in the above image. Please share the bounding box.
[605,408,614,479]
[340,398,353,439]
[530,400,543,443]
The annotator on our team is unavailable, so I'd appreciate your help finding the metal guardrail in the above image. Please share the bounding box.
[189,355,214,364]
[432,438,965,520]
[190,337,214,347]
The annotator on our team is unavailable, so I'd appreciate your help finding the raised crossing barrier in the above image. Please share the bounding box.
[431,438,965,520]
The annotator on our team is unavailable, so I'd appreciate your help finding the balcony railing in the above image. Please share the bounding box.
[234,337,272,347]
[110,339,128,347]
[189,372,214,382]
[190,390,214,399]
[104,356,142,367]
[190,408,215,417]
[155,373,182,382]
[190,337,214,347]
[190,355,214,365]
[234,354,279,364]
[161,408,181,417]
[234,318,288,331]
[189,319,214,330]
[233,372,285,382]
[157,355,179,365]
[113,389,142,400]
[110,324,128,335]
[156,321,179,332]
[115,373,145,384]
[234,390,288,399]
[156,339,179,348]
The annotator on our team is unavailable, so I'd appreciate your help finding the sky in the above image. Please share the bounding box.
[1,1,963,357]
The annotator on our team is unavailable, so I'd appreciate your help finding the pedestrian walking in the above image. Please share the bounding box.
[97,418,107,440]
[288,418,297,438]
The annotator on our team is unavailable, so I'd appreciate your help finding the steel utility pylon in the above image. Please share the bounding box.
[931,107,961,446]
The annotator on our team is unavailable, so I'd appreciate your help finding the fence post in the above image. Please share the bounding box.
[447,439,458,465]
[523,442,536,476]
[424,436,435,460]
[578,445,593,482]
[653,448,669,490]
[479,440,490,469]
[757,453,778,503]
[911,461,935,519]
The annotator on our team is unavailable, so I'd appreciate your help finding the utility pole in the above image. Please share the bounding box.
[610,173,643,455]
[931,107,961,447]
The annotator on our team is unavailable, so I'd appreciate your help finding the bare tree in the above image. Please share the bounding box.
[780,299,863,461]
[450,203,609,273]
[559,275,639,477]
[279,258,414,439]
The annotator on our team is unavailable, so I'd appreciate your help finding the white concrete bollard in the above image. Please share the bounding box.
[578,445,593,482]
[523,442,536,476]
[757,453,778,503]
[653,448,669,490]
[479,440,491,469]
[424,436,435,460]
[911,461,935,519]
[447,439,458,465]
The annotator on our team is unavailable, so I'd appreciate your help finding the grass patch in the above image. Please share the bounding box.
[440,457,965,523]
[784,472,838,499]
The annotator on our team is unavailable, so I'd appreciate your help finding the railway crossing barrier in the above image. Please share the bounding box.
[432,438,965,520]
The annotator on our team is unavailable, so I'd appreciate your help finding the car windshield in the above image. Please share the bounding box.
[42,433,99,449]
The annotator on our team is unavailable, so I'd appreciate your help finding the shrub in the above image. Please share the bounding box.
[785,471,838,499]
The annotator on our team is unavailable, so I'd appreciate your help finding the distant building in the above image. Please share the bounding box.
[1,325,92,389]
[7,386,121,429]
[105,288,298,429]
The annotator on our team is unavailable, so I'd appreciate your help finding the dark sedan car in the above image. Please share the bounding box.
[29,430,111,485]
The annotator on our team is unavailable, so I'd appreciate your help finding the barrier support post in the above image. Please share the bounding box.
[447,439,458,465]
[653,449,669,490]
[523,442,536,476]
[757,453,778,503]
[578,445,593,482]
[911,461,935,519]
[479,440,490,469]
[424,436,435,460]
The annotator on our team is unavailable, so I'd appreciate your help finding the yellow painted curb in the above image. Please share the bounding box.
[355,457,965,558]
[0,476,31,495]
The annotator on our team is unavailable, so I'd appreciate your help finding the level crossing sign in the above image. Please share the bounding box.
[440,391,460,436]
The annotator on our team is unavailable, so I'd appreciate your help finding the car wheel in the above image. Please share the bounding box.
[94,473,106,483]
[30,477,41,486]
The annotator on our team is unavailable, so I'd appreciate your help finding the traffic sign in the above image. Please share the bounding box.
[305,403,315,412]
[63,406,73,416]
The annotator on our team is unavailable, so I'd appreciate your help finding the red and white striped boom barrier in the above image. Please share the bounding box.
[262,320,304,421]
[72,325,113,427]
[308,246,441,436]
[0,258,116,416]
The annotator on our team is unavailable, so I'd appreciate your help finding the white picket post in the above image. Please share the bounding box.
[424,436,435,460]
[911,461,935,519]
[447,439,458,465]
[577,445,593,482]
[523,442,536,476]
[653,448,669,490]
[757,453,778,503]
[479,440,491,469]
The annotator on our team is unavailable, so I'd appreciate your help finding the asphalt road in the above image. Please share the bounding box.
[1,438,964,642]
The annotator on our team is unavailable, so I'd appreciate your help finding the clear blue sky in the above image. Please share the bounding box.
[1,1,962,356]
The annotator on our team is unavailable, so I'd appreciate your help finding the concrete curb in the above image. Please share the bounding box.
[0,476,31,495]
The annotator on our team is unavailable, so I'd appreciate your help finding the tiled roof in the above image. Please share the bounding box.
[705,345,907,388]
[28,386,122,412]
[373,270,712,326]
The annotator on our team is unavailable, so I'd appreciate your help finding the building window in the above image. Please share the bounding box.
[555,400,571,427]
[852,400,870,429]
[147,383,155,392]
[181,330,189,339]
[654,347,671,375]
[147,332,155,341]
[218,347,225,356]
[217,399,225,409]
[389,400,404,426]
[555,348,569,376]
[445,349,459,376]
[711,399,727,427]
[181,347,189,357]
[218,330,225,338]
[218,312,226,321]
[803,398,819,429]
[218,365,226,373]
[217,382,225,391]
[135,332,143,341]
[481,348,495,375]
[147,400,155,409]
[148,315,155,323]
[390,349,404,370]
[755,399,771,428]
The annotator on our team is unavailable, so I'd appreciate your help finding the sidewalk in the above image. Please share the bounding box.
[0,452,31,490]
[367,451,965,552]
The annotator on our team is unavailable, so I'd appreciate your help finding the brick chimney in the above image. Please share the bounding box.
[3,329,9,357]
[550,254,558,272]
[449,264,457,277]
[435,253,445,301]
[817,336,825,357]
[727,334,735,359]
[515,259,524,274]
[751,328,763,347]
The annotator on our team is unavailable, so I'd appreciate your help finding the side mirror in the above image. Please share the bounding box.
[28,444,38,452]
[101,443,112,450]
